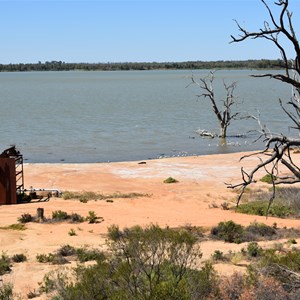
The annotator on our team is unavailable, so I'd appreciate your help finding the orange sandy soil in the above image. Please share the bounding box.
[1,151,300,299]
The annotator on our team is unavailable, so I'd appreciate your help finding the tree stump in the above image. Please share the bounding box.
[36,208,44,222]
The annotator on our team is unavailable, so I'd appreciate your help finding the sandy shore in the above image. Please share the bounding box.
[1,151,300,298]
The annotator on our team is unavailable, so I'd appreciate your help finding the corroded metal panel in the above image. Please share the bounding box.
[0,158,17,205]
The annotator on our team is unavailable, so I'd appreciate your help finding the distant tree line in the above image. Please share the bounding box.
[0,59,286,72]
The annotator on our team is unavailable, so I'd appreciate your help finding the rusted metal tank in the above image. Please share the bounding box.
[0,146,23,205]
[0,157,17,204]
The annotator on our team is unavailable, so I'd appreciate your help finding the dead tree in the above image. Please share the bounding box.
[190,71,240,138]
[228,0,300,206]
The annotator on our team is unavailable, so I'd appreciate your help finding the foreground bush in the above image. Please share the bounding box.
[41,224,218,300]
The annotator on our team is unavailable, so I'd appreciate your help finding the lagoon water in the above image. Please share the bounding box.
[0,69,294,163]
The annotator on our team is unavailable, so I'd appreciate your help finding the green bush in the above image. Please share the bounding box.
[69,213,84,223]
[57,245,76,257]
[262,248,300,272]
[85,211,102,224]
[68,229,77,236]
[42,224,217,300]
[260,174,277,184]
[211,220,244,243]
[11,253,27,263]
[247,242,263,257]
[36,253,68,265]
[236,200,292,218]
[163,177,178,183]
[52,210,69,220]
[0,252,11,276]
[0,282,13,300]
[76,247,105,263]
[246,222,276,237]
[18,213,33,223]
[212,250,224,261]
[36,253,55,263]
[0,224,26,231]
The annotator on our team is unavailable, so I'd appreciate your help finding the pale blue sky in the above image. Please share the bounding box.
[1,0,298,64]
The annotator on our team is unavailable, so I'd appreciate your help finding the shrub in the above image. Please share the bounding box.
[36,253,54,263]
[217,272,245,300]
[11,253,27,263]
[76,247,105,263]
[0,224,26,231]
[43,225,214,300]
[212,250,225,261]
[260,174,277,184]
[211,220,244,243]
[240,276,288,300]
[163,177,178,183]
[0,282,13,300]
[85,211,102,224]
[57,245,76,257]
[62,191,149,201]
[18,213,33,223]
[246,222,276,237]
[236,200,292,218]
[69,213,84,223]
[36,253,68,265]
[68,229,76,236]
[267,248,300,271]
[27,290,40,299]
[287,238,297,245]
[0,252,11,276]
[247,242,263,257]
[52,210,69,220]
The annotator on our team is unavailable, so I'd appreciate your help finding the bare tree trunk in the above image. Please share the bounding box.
[189,71,240,139]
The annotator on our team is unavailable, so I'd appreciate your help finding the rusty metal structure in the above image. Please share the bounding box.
[0,146,24,205]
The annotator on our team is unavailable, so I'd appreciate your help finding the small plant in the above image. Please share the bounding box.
[247,242,262,257]
[85,211,102,224]
[68,229,77,236]
[57,245,76,257]
[220,202,230,210]
[212,250,224,261]
[18,213,33,223]
[11,253,27,263]
[0,252,11,275]
[287,238,297,245]
[69,213,84,223]
[27,289,40,299]
[0,282,13,299]
[163,177,178,183]
[260,173,277,184]
[52,210,69,220]
[36,253,55,263]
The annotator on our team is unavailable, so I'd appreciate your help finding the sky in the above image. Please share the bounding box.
[0,0,298,64]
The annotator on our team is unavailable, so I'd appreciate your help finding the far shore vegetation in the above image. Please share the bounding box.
[0,59,286,72]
